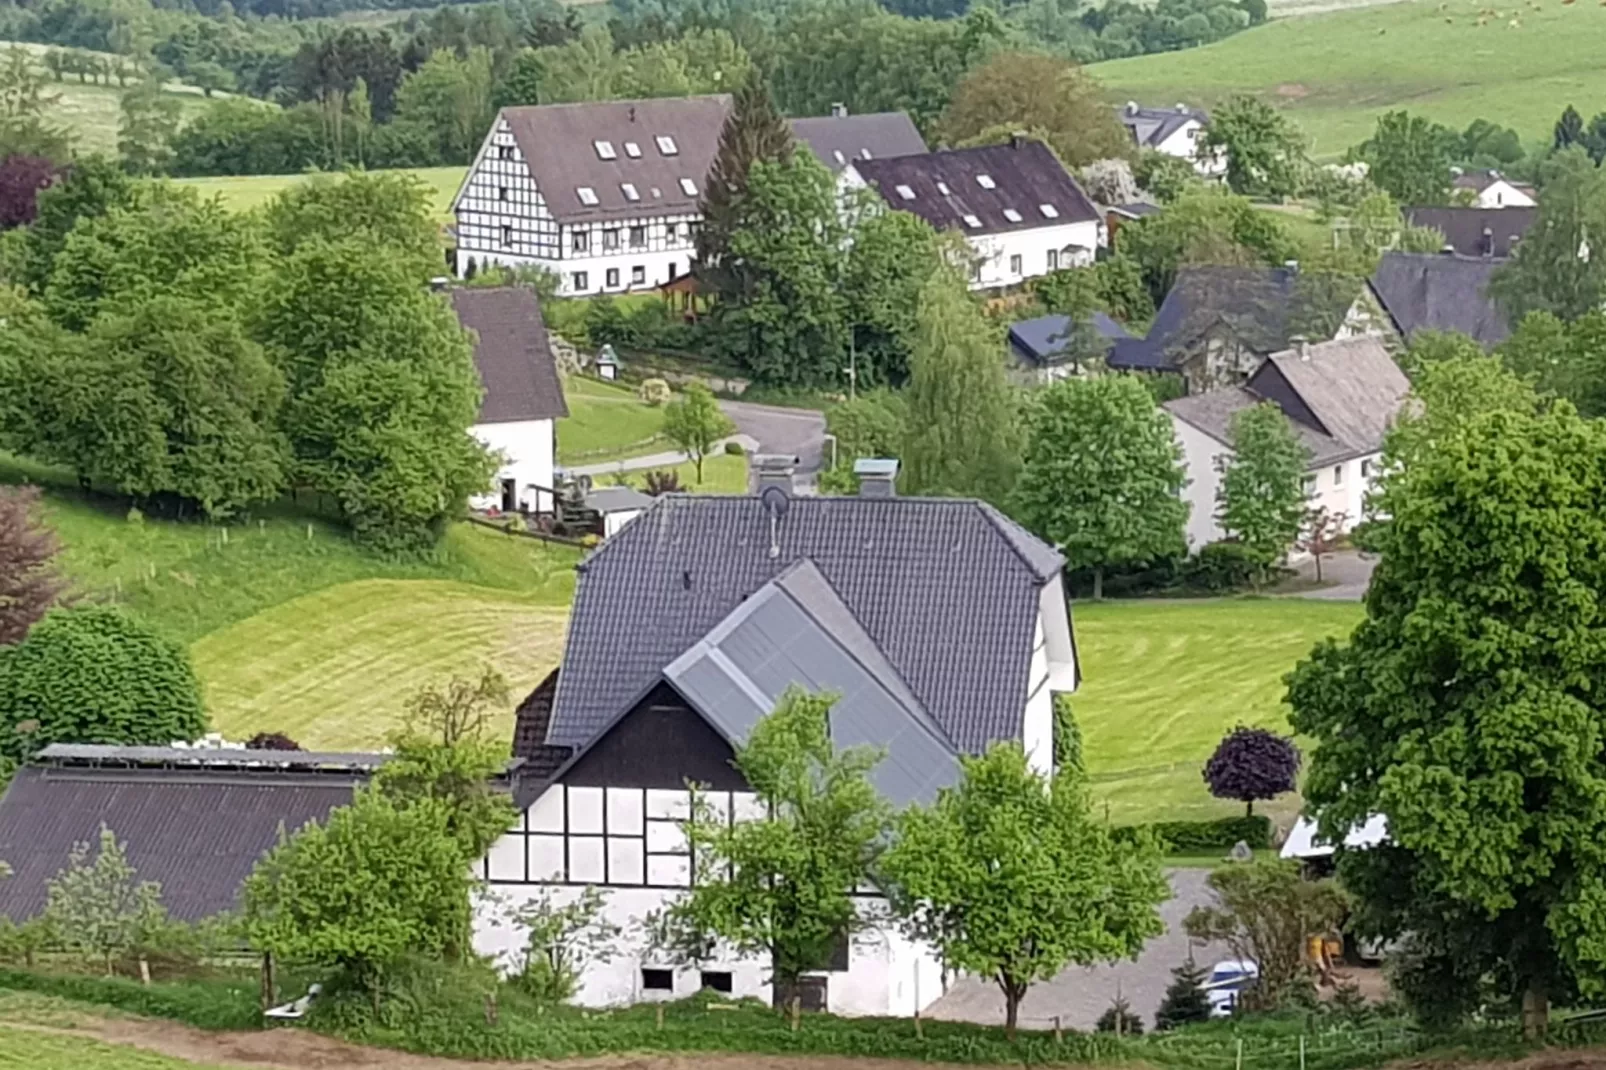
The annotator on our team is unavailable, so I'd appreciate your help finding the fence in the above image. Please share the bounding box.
[1134,1022,1433,1070]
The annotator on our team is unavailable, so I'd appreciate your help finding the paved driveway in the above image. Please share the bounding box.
[719,401,827,476]
[925,868,1229,1032]
[1290,549,1376,601]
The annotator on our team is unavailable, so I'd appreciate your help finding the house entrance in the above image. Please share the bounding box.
[500,478,517,512]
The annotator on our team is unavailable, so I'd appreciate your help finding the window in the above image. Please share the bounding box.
[656,135,679,156]
[1039,203,1060,219]
[1047,250,1059,271]
[573,271,589,291]
[1333,464,1344,486]
[497,144,513,160]
[895,184,915,200]
[642,969,674,991]
[962,214,982,229]
[976,174,996,189]
[632,265,646,285]
[1302,474,1318,496]
[860,148,873,160]
[500,224,512,247]
[576,186,599,206]
[699,971,733,994]
[1002,208,1022,223]
[1361,458,1373,480]
[594,139,617,160]
[970,261,982,282]
[498,186,508,202]
[573,229,591,253]
[621,183,640,201]
[630,226,646,248]
[624,141,642,158]
[1009,254,1022,274]
[936,181,951,195]
[668,260,677,279]
[606,267,620,288]
[679,177,699,196]
[603,228,620,251]
[833,149,846,166]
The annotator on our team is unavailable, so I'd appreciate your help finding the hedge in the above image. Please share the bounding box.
[1115,816,1272,852]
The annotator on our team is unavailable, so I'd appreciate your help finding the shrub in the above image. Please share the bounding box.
[1180,540,1262,593]
[1114,816,1272,852]
[1155,958,1212,1030]
[246,732,300,750]
[1053,695,1083,775]
[724,440,745,456]
[643,470,682,496]
[0,606,207,763]
[638,378,672,406]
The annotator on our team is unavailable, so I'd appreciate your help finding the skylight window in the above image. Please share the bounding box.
[976,174,996,189]
[1039,203,1060,219]
[1002,208,1022,223]
[860,149,873,159]
[895,184,916,200]
[624,141,642,158]
[936,181,951,196]
[594,140,617,160]
[576,186,599,206]
[621,183,640,201]
[833,149,846,166]
[679,177,698,196]
[656,135,680,156]
[962,214,982,229]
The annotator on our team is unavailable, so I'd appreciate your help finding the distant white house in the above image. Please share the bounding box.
[1163,336,1411,552]
[1452,169,1536,209]
[843,137,1105,290]
[1118,102,1225,178]
[450,286,569,515]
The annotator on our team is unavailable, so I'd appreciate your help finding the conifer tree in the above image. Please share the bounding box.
[696,78,793,298]
[1154,957,1212,1030]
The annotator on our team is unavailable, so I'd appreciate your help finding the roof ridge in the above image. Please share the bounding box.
[973,501,1064,582]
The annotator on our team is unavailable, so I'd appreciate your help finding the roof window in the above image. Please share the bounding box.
[860,148,873,159]
[962,214,982,229]
[833,149,846,166]
[895,184,916,200]
[621,183,640,201]
[577,186,599,206]
[657,135,679,156]
[976,174,996,189]
[624,141,642,158]
[936,181,951,196]
[594,140,617,160]
[678,177,698,196]
[1039,203,1060,219]
[1002,208,1022,223]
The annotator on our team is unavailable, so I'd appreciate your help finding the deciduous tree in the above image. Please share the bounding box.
[0,486,64,646]
[16,155,135,294]
[1012,376,1187,600]
[117,77,181,175]
[883,745,1169,1038]
[1216,403,1307,580]
[696,77,794,300]
[939,52,1130,169]
[842,210,942,387]
[660,383,734,484]
[1202,725,1300,817]
[0,46,72,161]
[1354,110,1456,207]
[1490,147,1606,324]
[1201,94,1306,200]
[41,825,165,974]
[260,169,442,273]
[0,154,57,230]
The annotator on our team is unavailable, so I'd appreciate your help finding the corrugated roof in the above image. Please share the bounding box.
[549,494,1063,755]
[788,112,928,174]
[450,287,569,424]
[852,140,1100,237]
[1403,206,1534,259]
[1368,252,1509,349]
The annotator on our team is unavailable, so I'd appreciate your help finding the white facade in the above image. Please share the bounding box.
[1153,118,1226,178]
[470,417,556,515]
[472,782,945,1017]
[453,117,701,297]
[1465,178,1535,209]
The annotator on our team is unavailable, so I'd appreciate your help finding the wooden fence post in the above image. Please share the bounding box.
[1054,1015,1063,1043]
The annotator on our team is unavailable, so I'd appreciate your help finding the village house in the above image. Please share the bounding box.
[1117,102,1224,178]
[1452,169,1536,209]
[1163,336,1411,552]
[844,138,1104,289]
[450,286,569,515]
[1403,205,1535,259]
[453,97,927,296]
[1366,251,1510,350]
[1006,310,1133,383]
[478,461,1079,1015]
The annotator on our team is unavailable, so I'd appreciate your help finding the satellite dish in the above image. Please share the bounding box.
[760,485,790,519]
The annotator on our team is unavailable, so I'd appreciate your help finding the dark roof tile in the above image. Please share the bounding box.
[1369,252,1510,349]
[450,287,569,423]
[1403,206,1534,259]
[853,141,1099,237]
[789,113,928,173]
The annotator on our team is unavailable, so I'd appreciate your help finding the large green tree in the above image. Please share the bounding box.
[901,261,1020,502]
[1286,359,1606,1034]
[1490,147,1606,324]
[1201,94,1306,200]
[938,51,1131,169]
[883,745,1168,1037]
[1354,110,1456,207]
[1216,403,1307,579]
[696,77,795,300]
[16,156,135,295]
[660,382,734,484]
[841,209,942,387]
[261,170,443,274]
[1499,309,1606,418]
[1011,376,1187,600]
[117,77,181,176]
[1118,186,1300,301]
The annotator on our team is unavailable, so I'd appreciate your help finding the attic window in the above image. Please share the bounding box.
[895,184,916,200]
[594,140,617,160]
[936,181,951,195]
[860,149,872,159]
[657,135,680,156]
[679,177,698,196]
[833,149,846,166]
[962,214,982,229]
[1039,203,1060,219]
[1002,208,1022,223]
[624,141,642,158]
[576,186,599,206]
[976,174,996,189]
[621,183,640,201]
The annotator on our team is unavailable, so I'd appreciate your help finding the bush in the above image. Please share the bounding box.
[638,378,672,406]
[1096,996,1145,1035]
[723,440,745,456]
[0,606,207,763]
[1180,540,1262,593]
[246,732,300,750]
[0,968,261,1030]
[643,470,682,496]
[1114,816,1272,852]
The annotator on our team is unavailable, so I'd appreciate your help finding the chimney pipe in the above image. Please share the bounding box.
[1290,335,1310,362]
[1125,101,1139,115]
[1283,259,1299,275]
[754,454,799,495]
[854,458,899,498]
[1481,226,1495,257]
[1009,130,1028,149]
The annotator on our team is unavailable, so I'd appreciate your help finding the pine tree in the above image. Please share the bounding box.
[696,78,793,299]
[1155,958,1213,1030]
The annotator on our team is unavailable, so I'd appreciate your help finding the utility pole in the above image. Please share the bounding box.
[845,338,858,401]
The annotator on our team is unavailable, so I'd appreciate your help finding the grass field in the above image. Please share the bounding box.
[1074,597,1363,823]
[0,1026,226,1070]
[558,375,668,462]
[175,166,466,217]
[1091,0,1606,158]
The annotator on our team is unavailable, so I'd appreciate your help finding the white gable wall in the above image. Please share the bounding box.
[1472,180,1535,209]
[470,418,555,514]
[1153,119,1225,177]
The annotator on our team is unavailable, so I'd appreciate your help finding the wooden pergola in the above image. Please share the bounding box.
[658,269,709,321]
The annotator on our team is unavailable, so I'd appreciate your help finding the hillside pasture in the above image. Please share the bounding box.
[175,166,465,217]
[1092,0,1606,157]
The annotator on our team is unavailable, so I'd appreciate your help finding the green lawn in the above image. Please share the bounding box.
[625,453,750,493]
[558,375,669,462]
[0,1026,229,1070]
[1074,598,1363,824]
[174,165,466,218]
[1091,0,1606,158]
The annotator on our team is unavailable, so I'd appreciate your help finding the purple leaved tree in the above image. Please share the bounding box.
[0,154,60,230]
[1203,725,1300,817]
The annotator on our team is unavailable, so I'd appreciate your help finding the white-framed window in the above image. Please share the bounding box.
[594,140,617,160]
[573,271,589,290]
[1333,464,1344,486]
[895,184,916,200]
[936,181,951,195]
[1302,474,1318,496]
[1040,203,1060,219]
[632,265,646,285]
[573,229,591,253]
[604,229,620,251]
[1361,458,1373,480]
[625,141,642,158]
[678,177,698,196]
[577,186,599,206]
[656,135,679,156]
[962,214,982,229]
[621,183,640,201]
[1009,254,1022,274]
[1047,249,1059,270]
[606,267,620,288]
[976,174,996,189]
[500,224,513,247]
[1002,208,1022,223]
[630,226,646,248]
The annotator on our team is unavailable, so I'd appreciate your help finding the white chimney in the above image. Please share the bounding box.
[1125,101,1139,115]
[755,454,798,495]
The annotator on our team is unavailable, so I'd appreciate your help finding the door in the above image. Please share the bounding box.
[500,478,517,513]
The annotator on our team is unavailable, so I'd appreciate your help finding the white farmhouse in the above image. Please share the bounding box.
[450,286,569,515]
[1118,102,1224,178]
[844,137,1104,290]
[1163,336,1410,552]
[1452,168,1536,208]
[476,463,1079,1015]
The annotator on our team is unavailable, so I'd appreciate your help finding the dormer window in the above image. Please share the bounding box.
[962,214,982,229]
[621,183,640,201]
[976,174,996,189]
[657,135,679,156]
[678,177,698,196]
[895,184,915,200]
[577,186,599,206]
[1039,203,1060,219]
[594,140,617,160]
[1002,208,1022,223]
[624,141,642,158]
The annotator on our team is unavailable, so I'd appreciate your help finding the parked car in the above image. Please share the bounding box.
[1203,959,1259,1017]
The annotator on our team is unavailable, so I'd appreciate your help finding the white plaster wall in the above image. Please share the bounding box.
[1038,575,1078,692]
[1172,415,1231,551]
[1022,614,1054,778]
[1474,181,1535,208]
[968,220,1101,289]
[470,418,555,514]
[455,243,692,298]
[1305,454,1379,532]
[1155,120,1225,177]
[603,508,644,539]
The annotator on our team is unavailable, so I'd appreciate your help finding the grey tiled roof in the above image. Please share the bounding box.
[789,112,928,174]
[450,287,569,423]
[1118,103,1207,148]
[1403,206,1534,259]
[1009,312,1131,366]
[548,494,1064,755]
[1369,252,1509,349]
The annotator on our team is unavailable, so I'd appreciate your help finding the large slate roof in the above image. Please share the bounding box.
[852,140,1100,238]
[547,494,1064,756]
[1403,206,1535,259]
[450,286,569,423]
[1118,103,1207,148]
[788,112,927,174]
[1009,312,1131,367]
[1368,252,1509,349]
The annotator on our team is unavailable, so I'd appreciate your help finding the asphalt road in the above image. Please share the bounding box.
[925,868,1230,1032]
[719,401,827,476]
[1291,549,1376,601]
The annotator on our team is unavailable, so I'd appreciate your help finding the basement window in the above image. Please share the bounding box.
[642,968,674,991]
[700,970,733,993]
